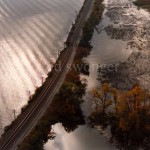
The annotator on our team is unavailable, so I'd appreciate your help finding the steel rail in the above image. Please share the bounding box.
[0,0,93,149]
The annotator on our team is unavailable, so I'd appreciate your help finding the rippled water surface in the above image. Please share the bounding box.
[0,0,84,134]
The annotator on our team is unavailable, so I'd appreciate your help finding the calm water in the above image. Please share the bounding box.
[0,0,84,135]
[44,123,117,150]
[44,0,150,149]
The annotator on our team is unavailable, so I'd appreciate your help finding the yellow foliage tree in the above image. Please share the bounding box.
[92,83,112,114]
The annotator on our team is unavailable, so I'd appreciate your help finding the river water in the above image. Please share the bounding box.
[44,0,150,149]
[0,0,84,135]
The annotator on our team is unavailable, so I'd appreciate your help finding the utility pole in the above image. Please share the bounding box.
[64,42,66,49]
[41,76,44,84]
[13,110,16,119]
[75,10,78,16]
[75,10,78,19]
[57,50,61,57]
[28,90,32,100]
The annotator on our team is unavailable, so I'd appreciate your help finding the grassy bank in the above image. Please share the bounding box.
[134,0,150,11]
[18,0,104,149]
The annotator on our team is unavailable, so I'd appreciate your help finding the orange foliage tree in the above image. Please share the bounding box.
[89,84,150,149]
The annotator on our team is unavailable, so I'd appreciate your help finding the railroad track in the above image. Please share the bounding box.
[0,0,93,149]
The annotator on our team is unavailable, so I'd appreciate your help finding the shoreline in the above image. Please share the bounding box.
[17,0,104,149]
[0,0,92,147]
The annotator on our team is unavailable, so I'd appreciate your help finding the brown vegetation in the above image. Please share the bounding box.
[89,84,150,150]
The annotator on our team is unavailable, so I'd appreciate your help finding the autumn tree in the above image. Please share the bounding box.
[89,84,150,150]
[111,85,150,150]
[89,83,112,128]
[92,83,112,113]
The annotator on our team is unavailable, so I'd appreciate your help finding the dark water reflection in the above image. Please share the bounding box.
[44,0,150,149]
